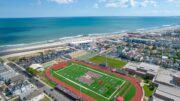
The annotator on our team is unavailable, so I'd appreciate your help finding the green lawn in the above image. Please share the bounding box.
[38,71,56,88]
[42,61,56,68]
[124,86,136,101]
[27,68,56,88]
[43,75,56,87]
[143,85,155,97]
[89,56,127,68]
[78,52,97,60]
[51,62,134,101]
[118,82,131,96]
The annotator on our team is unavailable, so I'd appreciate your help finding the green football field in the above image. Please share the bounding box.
[51,62,127,101]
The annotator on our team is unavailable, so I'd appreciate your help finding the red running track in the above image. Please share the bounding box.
[45,60,143,101]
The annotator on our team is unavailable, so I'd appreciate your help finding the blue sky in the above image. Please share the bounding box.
[0,0,180,17]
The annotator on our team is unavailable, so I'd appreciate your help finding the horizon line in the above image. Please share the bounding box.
[0,15,180,19]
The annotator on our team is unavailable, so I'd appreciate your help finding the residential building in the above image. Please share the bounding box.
[0,64,17,81]
[24,90,44,101]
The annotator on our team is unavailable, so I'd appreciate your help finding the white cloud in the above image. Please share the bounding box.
[93,3,99,8]
[130,0,136,7]
[140,0,157,7]
[168,0,180,3]
[105,2,122,8]
[104,0,130,8]
[49,0,74,4]
[168,0,180,2]
[99,0,157,8]
[44,0,179,6]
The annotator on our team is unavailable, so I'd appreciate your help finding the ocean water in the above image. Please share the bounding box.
[0,16,180,47]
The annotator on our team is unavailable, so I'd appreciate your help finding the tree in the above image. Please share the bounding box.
[176,52,180,59]
[173,57,176,63]
[26,68,38,75]
[144,75,151,80]
[144,79,149,83]
[0,58,4,64]
[152,46,157,50]
[39,52,44,56]
[149,83,155,91]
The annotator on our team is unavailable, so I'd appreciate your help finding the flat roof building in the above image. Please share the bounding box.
[123,62,159,78]
[154,84,180,101]
[139,62,159,76]
[153,68,180,101]
[154,68,180,86]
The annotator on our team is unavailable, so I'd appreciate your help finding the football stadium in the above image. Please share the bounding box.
[46,60,142,101]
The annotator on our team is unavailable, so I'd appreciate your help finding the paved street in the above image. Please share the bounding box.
[42,86,72,101]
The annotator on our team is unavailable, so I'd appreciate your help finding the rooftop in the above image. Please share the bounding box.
[0,64,9,73]
[24,90,43,100]
[9,74,25,84]
[173,71,180,78]
[30,64,43,70]
[155,84,180,101]
[123,62,139,70]
[139,62,159,73]
[155,68,180,86]
[124,62,159,75]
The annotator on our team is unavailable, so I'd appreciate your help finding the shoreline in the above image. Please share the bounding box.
[0,33,126,57]
[0,25,180,57]
[1,24,179,49]
[0,32,122,50]
[0,33,126,51]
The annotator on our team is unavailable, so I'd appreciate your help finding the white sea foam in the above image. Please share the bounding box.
[136,28,145,31]
[88,33,101,36]
[0,43,26,48]
[162,24,171,27]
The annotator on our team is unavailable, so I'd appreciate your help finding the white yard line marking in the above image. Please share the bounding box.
[109,80,126,99]
[56,64,74,72]
[78,64,125,82]
[77,64,127,99]
[55,63,126,100]
[54,71,109,99]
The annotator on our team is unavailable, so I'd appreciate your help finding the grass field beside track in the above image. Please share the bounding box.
[89,55,127,68]
[78,52,97,60]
